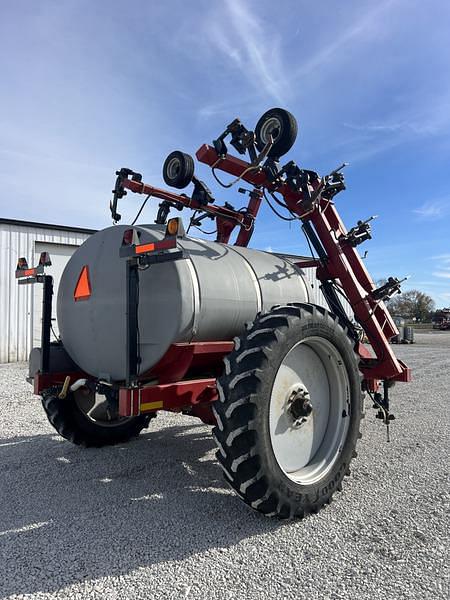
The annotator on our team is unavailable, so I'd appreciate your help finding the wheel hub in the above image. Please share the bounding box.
[260,117,281,143]
[269,336,351,484]
[286,386,313,428]
[167,157,181,178]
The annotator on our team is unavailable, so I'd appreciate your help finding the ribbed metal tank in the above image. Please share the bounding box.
[57,224,312,381]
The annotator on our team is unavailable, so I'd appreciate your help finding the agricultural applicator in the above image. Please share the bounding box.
[17,108,410,519]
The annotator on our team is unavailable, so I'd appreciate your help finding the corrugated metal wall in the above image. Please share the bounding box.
[302,267,354,318]
[0,223,90,362]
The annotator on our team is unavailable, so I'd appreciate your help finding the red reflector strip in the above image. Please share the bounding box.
[16,268,36,278]
[135,238,176,255]
[74,265,91,301]
[135,242,155,255]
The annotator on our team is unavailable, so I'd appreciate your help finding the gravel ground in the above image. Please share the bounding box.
[0,332,448,600]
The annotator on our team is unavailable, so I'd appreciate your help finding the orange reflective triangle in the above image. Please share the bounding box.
[74,265,91,301]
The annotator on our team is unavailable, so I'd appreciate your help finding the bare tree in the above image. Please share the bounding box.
[387,289,435,322]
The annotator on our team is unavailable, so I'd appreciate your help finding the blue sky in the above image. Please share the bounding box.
[1,0,450,306]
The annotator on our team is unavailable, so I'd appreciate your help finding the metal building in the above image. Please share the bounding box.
[0,219,94,363]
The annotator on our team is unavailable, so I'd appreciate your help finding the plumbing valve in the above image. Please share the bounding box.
[342,215,377,247]
[371,276,408,302]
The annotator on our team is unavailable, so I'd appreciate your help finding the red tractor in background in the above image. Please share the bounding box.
[433,308,450,330]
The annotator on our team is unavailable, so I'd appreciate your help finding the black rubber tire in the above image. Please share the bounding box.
[162,150,194,189]
[212,303,363,519]
[254,108,298,158]
[41,387,154,448]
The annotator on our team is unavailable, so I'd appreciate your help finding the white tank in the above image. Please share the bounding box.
[57,224,312,381]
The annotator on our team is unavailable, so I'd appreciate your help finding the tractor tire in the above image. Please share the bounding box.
[213,303,363,519]
[41,386,154,448]
[162,150,195,189]
[254,108,298,158]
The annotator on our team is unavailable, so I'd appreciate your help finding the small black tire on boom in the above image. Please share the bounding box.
[162,150,195,189]
[254,108,298,158]
[41,387,154,448]
[212,303,363,519]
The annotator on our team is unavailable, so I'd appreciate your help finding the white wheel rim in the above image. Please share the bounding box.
[269,336,350,485]
[259,116,282,144]
[166,157,181,180]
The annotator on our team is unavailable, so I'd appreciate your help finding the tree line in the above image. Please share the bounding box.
[374,280,439,322]
[387,289,436,322]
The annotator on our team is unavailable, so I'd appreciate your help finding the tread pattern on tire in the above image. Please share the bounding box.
[162,150,194,189]
[212,303,364,519]
[41,387,154,448]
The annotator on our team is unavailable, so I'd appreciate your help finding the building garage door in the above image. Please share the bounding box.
[33,241,78,348]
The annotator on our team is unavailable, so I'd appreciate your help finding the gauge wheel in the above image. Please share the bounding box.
[213,303,363,519]
[162,150,195,189]
[41,386,154,447]
[255,108,298,158]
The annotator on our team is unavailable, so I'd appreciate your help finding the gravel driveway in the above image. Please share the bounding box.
[0,332,448,599]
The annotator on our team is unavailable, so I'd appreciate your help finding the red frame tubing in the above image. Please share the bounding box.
[147,341,234,383]
[308,198,409,381]
[121,179,261,247]
[120,341,234,417]
[196,144,410,385]
[118,378,218,417]
[234,190,262,246]
[33,343,234,423]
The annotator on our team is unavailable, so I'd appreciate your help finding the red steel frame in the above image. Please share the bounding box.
[121,178,262,248]
[196,144,410,384]
[30,141,410,421]
[33,342,233,423]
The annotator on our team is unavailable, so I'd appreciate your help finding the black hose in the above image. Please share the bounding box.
[263,190,297,221]
[131,194,151,226]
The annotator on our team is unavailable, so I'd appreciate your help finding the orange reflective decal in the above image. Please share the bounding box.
[74,265,91,301]
[135,242,155,255]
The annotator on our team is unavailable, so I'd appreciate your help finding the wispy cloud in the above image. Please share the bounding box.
[284,0,450,164]
[413,200,450,219]
[338,89,450,163]
[343,119,444,136]
[197,103,233,120]
[344,122,407,133]
[195,97,255,121]
[344,89,450,137]
[431,253,450,285]
[204,0,289,103]
[294,0,398,80]
[432,254,450,263]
